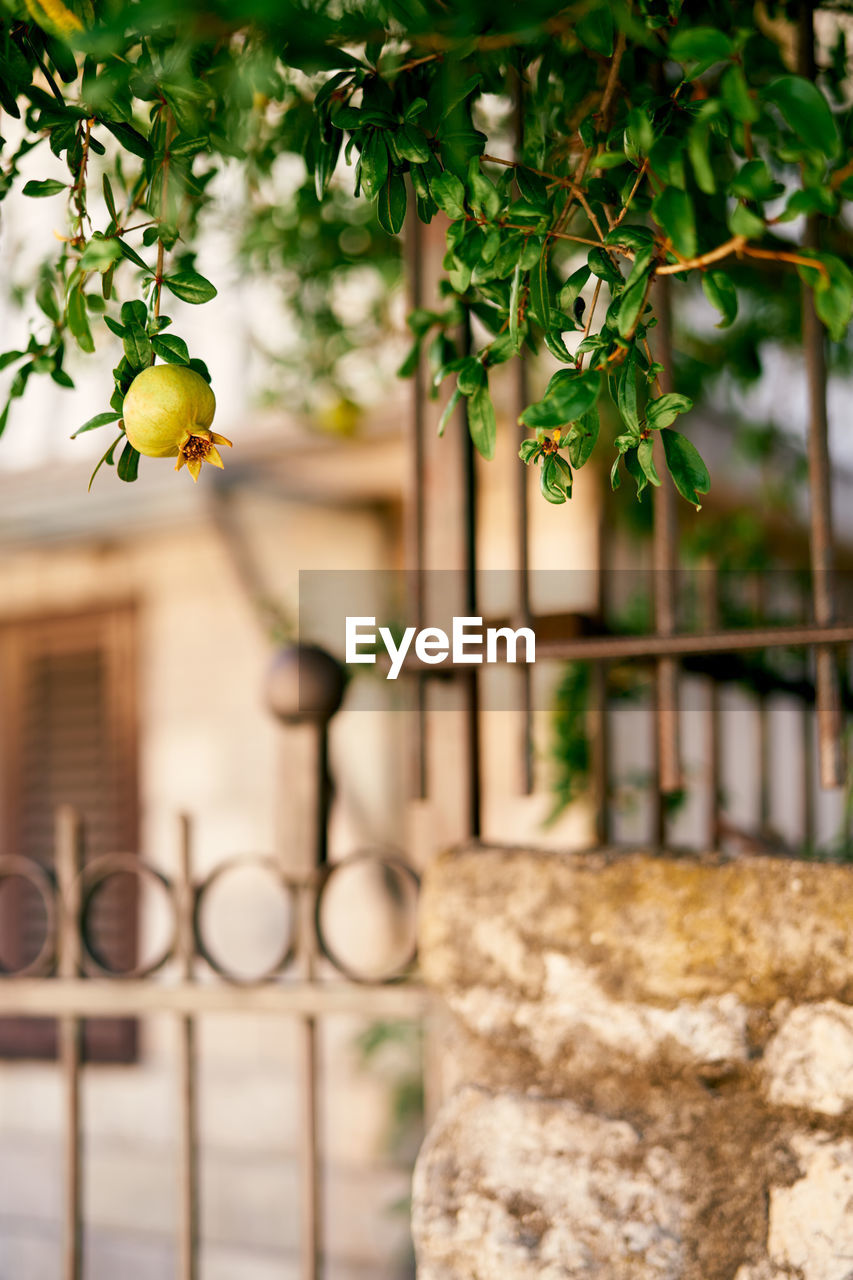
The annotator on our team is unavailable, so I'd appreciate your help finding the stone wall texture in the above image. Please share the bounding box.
[412,845,853,1280]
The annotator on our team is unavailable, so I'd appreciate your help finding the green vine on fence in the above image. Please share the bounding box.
[0,0,851,496]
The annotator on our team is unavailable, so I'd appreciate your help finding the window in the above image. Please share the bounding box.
[0,605,139,1060]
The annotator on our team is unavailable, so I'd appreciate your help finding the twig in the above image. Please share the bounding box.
[153,106,176,321]
[611,159,649,230]
[656,235,747,274]
[576,277,602,370]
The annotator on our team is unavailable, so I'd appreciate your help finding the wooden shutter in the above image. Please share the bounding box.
[0,606,139,1060]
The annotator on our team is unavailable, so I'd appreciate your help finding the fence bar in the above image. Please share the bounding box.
[652,278,682,802]
[403,206,427,801]
[701,564,722,849]
[514,88,534,797]
[592,662,610,845]
[799,0,845,789]
[515,351,534,796]
[297,719,332,1280]
[176,815,199,1280]
[531,620,853,661]
[753,577,771,830]
[56,806,83,1280]
[0,978,430,1018]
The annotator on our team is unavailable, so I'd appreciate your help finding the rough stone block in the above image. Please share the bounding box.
[413,1086,683,1280]
[414,845,853,1280]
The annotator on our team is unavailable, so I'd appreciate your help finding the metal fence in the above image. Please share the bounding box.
[0,791,425,1280]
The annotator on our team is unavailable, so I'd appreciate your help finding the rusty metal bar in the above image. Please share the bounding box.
[592,662,610,845]
[297,720,332,1280]
[700,564,722,850]
[0,979,430,1018]
[404,204,427,801]
[393,619,853,669]
[753,577,771,831]
[652,278,682,803]
[515,351,534,796]
[56,806,83,1280]
[799,0,845,789]
[513,83,534,798]
[458,310,482,838]
[176,815,199,1280]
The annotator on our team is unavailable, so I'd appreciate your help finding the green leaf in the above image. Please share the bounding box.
[660,428,710,507]
[649,137,685,189]
[457,357,485,395]
[102,173,117,222]
[359,130,389,199]
[72,410,122,438]
[728,202,765,239]
[576,5,613,55]
[117,439,140,482]
[616,349,640,431]
[88,432,124,492]
[779,187,838,221]
[467,160,501,220]
[567,410,599,469]
[150,333,190,364]
[467,384,496,460]
[22,178,66,197]
[122,323,151,371]
[687,122,716,195]
[652,187,697,259]
[377,170,407,235]
[762,76,841,158]
[616,246,654,340]
[164,271,218,304]
[101,119,152,159]
[637,437,660,487]
[646,393,693,430]
[0,350,24,373]
[80,235,123,272]
[519,369,599,429]
[117,240,149,271]
[396,124,431,164]
[669,28,733,76]
[539,454,569,503]
[519,438,541,464]
[36,273,60,323]
[702,271,738,328]
[587,248,623,289]
[509,261,522,350]
[430,170,466,218]
[515,167,549,211]
[544,331,574,362]
[438,386,462,437]
[798,253,853,341]
[529,243,550,330]
[67,285,94,353]
[557,265,591,315]
[729,160,784,202]
[720,65,758,123]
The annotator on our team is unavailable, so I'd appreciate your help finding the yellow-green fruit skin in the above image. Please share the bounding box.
[122,366,216,458]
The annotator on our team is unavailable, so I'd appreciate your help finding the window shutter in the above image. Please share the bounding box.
[0,607,139,1061]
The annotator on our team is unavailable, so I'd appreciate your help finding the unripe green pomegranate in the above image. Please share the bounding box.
[122,364,232,482]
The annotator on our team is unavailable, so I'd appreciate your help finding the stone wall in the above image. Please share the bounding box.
[413,845,853,1280]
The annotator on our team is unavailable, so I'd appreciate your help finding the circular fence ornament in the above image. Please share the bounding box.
[193,855,298,984]
[0,854,57,977]
[315,850,420,984]
[79,854,176,978]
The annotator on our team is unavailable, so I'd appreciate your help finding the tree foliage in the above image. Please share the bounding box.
[0,0,851,496]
